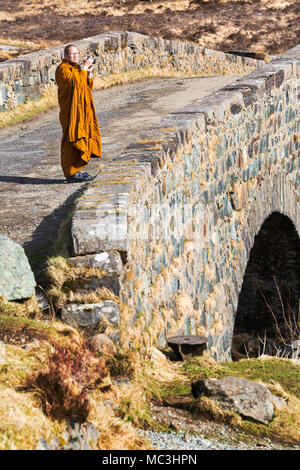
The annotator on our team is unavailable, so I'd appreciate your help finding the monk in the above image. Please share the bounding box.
[55,44,101,182]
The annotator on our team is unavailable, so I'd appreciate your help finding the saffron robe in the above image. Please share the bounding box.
[55,60,101,177]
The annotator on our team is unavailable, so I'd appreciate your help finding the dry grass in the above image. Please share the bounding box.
[0,385,65,450]
[0,0,298,61]
[266,382,300,444]
[45,255,122,312]
[0,86,58,129]
[26,342,108,423]
[0,0,294,19]
[0,327,299,449]
[0,337,173,449]
[0,293,42,319]
[0,327,155,449]
[103,347,185,434]
[89,393,151,450]
[93,66,211,90]
[191,395,242,426]
[0,343,65,449]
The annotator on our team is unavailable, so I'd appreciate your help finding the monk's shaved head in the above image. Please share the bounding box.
[64,45,79,65]
[64,44,78,56]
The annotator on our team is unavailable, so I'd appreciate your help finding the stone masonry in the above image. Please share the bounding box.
[69,40,300,361]
[0,31,262,110]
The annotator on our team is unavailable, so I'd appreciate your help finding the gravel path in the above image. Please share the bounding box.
[137,403,300,451]
[139,429,299,451]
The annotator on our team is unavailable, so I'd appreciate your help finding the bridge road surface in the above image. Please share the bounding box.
[0,74,241,269]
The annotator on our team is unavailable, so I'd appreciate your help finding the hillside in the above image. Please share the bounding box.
[0,0,299,62]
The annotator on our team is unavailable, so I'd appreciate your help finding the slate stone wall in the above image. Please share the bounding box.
[0,31,261,110]
[70,44,300,360]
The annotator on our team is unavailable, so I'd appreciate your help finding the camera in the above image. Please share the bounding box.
[85,55,95,64]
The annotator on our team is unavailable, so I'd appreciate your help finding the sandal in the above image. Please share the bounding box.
[66,171,94,183]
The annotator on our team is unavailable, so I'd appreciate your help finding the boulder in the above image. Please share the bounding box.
[0,234,36,301]
[192,376,286,424]
[87,333,117,357]
[60,300,120,334]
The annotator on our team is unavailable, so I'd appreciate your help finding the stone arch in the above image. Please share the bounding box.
[229,173,300,359]
[232,212,300,358]
[210,173,300,361]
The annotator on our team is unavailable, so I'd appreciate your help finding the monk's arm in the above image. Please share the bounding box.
[55,65,75,88]
[87,77,94,90]
[81,69,94,90]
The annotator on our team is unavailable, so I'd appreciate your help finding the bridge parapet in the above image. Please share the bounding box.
[70,42,300,360]
[0,31,262,110]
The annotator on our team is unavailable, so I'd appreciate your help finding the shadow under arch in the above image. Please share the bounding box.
[232,211,300,359]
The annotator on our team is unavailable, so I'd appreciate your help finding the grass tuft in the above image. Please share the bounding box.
[0,86,58,128]
[26,342,108,423]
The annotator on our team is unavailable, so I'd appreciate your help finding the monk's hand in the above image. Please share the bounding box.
[83,57,94,76]
[87,66,94,79]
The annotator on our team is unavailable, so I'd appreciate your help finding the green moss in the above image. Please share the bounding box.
[116,394,163,431]
[223,358,300,399]
[0,314,61,345]
[159,380,191,399]
[106,351,136,378]
[179,356,300,398]
[182,357,227,380]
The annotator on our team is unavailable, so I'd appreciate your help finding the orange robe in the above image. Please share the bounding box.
[55,60,101,177]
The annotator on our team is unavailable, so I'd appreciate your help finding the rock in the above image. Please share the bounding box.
[67,251,124,275]
[36,287,50,310]
[87,333,117,357]
[49,436,60,449]
[0,234,36,301]
[36,436,59,450]
[83,423,101,444]
[60,300,120,333]
[113,377,132,386]
[63,275,121,296]
[192,376,286,424]
[291,340,300,358]
[38,422,100,451]
[36,438,53,451]
[62,420,100,450]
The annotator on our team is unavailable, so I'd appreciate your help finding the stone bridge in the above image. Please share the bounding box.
[1,32,300,360]
[69,37,300,360]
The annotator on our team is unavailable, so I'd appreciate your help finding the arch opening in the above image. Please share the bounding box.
[232,212,300,360]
